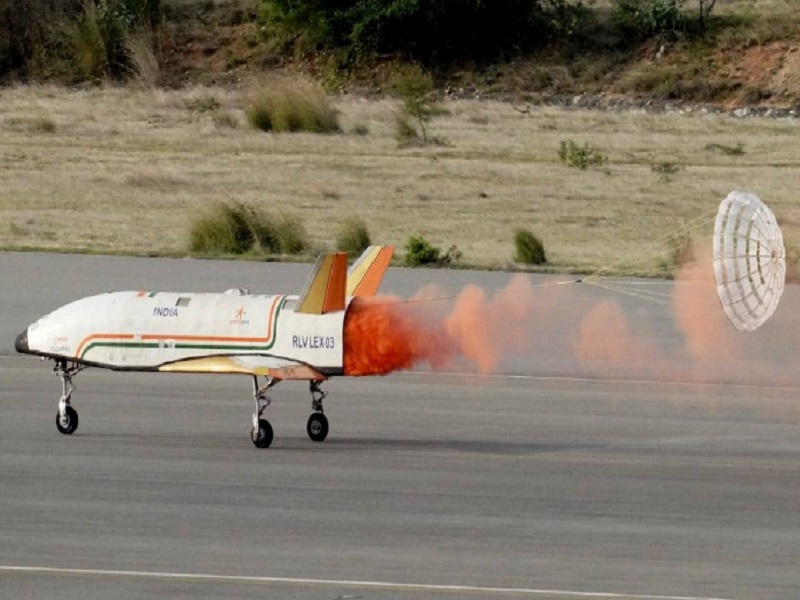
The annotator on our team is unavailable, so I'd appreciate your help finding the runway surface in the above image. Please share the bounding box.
[1,252,799,599]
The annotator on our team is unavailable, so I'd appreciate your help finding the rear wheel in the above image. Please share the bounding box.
[56,406,79,435]
[251,419,273,448]
[306,413,329,442]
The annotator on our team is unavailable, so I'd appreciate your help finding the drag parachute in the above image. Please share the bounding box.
[713,191,786,332]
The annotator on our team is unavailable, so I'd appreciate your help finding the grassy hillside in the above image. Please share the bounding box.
[1,1,798,275]
[149,0,800,107]
[3,0,799,107]
[2,84,798,276]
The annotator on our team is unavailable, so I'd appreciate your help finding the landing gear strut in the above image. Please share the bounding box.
[251,375,276,448]
[306,381,329,442]
[54,360,84,435]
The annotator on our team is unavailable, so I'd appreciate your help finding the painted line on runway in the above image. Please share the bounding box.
[0,565,742,600]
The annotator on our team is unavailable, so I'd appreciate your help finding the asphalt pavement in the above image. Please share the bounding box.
[1,252,798,600]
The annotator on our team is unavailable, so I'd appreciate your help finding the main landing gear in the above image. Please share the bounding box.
[53,360,85,435]
[249,377,331,448]
[307,381,329,443]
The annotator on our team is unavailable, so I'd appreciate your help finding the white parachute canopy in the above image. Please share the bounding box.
[713,191,786,332]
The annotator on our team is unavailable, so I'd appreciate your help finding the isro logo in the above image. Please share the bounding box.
[230,306,250,326]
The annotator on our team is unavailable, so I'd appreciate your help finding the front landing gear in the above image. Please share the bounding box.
[307,381,329,442]
[251,375,277,448]
[54,360,84,435]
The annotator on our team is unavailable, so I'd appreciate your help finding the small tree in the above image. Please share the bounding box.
[395,66,442,144]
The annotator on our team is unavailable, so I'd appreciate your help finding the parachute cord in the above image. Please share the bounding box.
[582,279,672,305]
[583,208,718,281]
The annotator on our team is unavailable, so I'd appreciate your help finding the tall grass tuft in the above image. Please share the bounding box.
[189,202,310,256]
[247,78,340,134]
[189,202,260,255]
[514,229,546,265]
[126,27,160,87]
[275,214,310,254]
[336,217,371,255]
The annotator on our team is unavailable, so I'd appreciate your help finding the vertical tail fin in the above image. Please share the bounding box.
[346,246,395,297]
[295,252,348,314]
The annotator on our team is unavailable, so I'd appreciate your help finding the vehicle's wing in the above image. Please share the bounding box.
[159,355,326,380]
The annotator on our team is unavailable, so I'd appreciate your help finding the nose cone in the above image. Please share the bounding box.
[14,329,29,353]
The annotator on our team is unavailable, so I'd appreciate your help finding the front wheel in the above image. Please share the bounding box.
[56,406,79,435]
[306,413,329,442]
[251,419,273,448]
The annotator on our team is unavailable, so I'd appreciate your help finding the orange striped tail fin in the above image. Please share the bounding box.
[346,246,394,297]
[295,252,348,314]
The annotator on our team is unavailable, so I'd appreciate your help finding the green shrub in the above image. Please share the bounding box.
[404,235,462,266]
[405,234,441,266]
[248,212,280,253]
[514,229,547,265]
[275,214,310,254]
[246,79,340,134]
[558,139,606,169]
[188,202,312,256]
[613,0,686,41]
[259,0,563,64]
[336,217,371,255]
[189,202,259,255]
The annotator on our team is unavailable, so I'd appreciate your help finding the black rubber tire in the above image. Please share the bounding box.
[251,419,273,448]
[55,406,79,435]
[306,413,329,442]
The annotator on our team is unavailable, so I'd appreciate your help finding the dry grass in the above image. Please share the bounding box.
[1,84,799,273]
[126,27,161,88]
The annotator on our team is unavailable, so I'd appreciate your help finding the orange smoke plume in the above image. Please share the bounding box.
[673,247,740,364]
[574,300,659,365]
[343,275,542,376]
[343,296,454,376]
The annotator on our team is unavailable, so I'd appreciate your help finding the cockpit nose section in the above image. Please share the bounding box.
[14,329,29,353]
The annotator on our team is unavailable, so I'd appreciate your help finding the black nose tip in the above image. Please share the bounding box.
[15,330,29,353]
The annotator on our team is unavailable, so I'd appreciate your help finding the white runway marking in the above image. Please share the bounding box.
[0,565,742,600]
